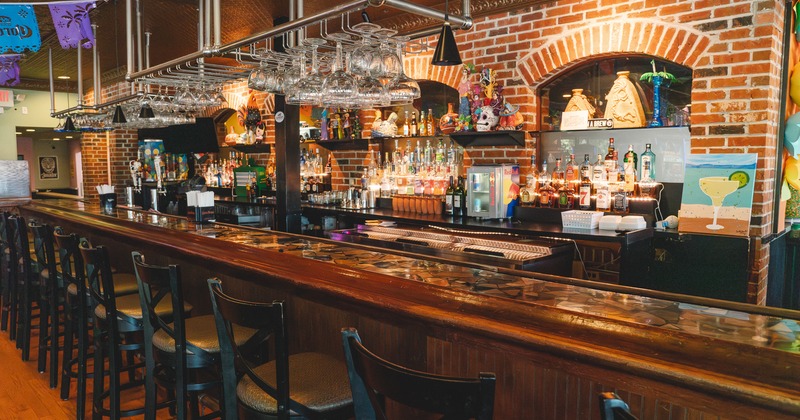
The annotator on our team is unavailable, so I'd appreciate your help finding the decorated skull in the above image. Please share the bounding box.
[475,105,499,132]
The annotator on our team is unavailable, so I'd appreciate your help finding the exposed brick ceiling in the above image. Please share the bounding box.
[10,0,539,91]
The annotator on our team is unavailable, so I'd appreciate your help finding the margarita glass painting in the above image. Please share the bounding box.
[698,177,740,230]
[679,154,757,237]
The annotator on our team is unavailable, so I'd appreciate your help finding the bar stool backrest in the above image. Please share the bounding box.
[30,223,57,296]
[341,327,496,420]
[80,242,137,332]
[53,227,86,304]
[11,215,31,275]
[207,278,300,420]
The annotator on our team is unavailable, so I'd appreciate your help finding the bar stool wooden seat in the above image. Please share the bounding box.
[207,278,353,420]
[81,241,192,419]
[132,251,241,420]
[341,327,496,420]
[598,392,638,420]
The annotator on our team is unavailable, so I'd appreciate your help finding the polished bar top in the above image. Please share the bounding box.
[21,198,800,416]
[30,199,799,354]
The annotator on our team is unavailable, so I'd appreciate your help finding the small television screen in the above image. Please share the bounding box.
[138,117,220,154]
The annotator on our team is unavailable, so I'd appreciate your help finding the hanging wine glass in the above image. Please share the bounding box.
[388,38,421,105]
[286,38,326,105]
[214,84,228,107]
[375,28,401,80]
[322,33,359,108]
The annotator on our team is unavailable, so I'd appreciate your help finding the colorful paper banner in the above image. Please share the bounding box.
[0,54,21,86]
[0,5,41,53]
[49,2,96,49]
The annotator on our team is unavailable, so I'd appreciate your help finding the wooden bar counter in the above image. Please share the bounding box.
[20,199,800,419]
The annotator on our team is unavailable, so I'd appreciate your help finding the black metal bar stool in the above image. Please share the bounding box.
[11,215,42,361]
[0,211,12,333]
[30,222,64,388]
[133,251,246,420]
[208,278,353,420]
[81,241,186,419]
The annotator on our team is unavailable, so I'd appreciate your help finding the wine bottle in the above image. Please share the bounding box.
[445,175,455,215]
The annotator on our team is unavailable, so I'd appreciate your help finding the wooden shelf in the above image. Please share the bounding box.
[314,139,373,151]
[449,130,526,147]
[222,143,271,154]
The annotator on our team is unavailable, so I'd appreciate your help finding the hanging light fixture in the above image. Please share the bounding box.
[112,105,127,124]
[431,0,462,66]
[63,116,77,132]
[138,102,155,119]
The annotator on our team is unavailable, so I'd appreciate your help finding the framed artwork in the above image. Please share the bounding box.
[678,153,757,237]
[39,156,58,180]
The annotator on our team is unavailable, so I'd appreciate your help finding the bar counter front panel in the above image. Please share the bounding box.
[20,199,800,419]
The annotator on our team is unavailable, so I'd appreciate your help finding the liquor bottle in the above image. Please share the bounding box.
[592,154,606,183]
[403,111,410,137]
[596,182,611,212]
[411,112,418,136]
[579,179,592,210]
[551,158,565,190]
[640,143,656,182]
[539,181,556,208]
[580,154,592,181]
[604,137,616,179]
[453,176,464,217]
[325,152,332,173]
[445,175,455,215]
[426,108,434,136]
[564,153,578,185]
[557,180,575,209]
[613,187,629,214]
[419,110,427,136]
[623,144,637,193]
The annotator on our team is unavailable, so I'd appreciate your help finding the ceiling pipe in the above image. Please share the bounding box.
[136,0,143,72]
[48,48,55,116]
[289,0,296,47]
[127,0,368,81]
[145,32,151,69]
[297,0,304,46]
[212,0,221,51]
[368,0,473,30]
[93,24,100,106]
[203,0,212,52]
[197,0,204,50]
[125,0,133,81]
[77,37,83,107]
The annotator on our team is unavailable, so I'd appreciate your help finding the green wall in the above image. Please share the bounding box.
[0,89,78,160]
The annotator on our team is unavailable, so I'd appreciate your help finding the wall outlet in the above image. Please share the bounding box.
[21,106,28,114]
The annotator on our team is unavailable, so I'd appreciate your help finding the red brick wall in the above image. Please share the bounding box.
[76,1,786,303]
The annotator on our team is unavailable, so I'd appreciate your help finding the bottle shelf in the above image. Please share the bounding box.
[223,143,272,154]
[449,130,526,147]
[313,139,374,151]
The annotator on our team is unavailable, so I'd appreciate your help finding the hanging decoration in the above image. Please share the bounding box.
[0,54,21,86]
[0,5,41,53]
[48,2,96,49]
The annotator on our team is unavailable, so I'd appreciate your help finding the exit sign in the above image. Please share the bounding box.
[0,90,12,107]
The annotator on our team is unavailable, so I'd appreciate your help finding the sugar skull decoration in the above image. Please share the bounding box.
[475,105,499,132]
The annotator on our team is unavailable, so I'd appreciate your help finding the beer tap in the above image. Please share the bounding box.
[129,159,142,191]
[153,155,167,195]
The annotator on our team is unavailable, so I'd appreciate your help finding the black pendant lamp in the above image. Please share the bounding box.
[139,103,155,119]
[431,0,462,66]
[63,116,77,132]
[112,105,127,124]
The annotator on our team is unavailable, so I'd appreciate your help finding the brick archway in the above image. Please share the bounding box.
[403,51,462,88]
[516,20,713,89]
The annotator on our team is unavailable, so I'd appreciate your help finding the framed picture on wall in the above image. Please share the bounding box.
[39,156,58,180]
